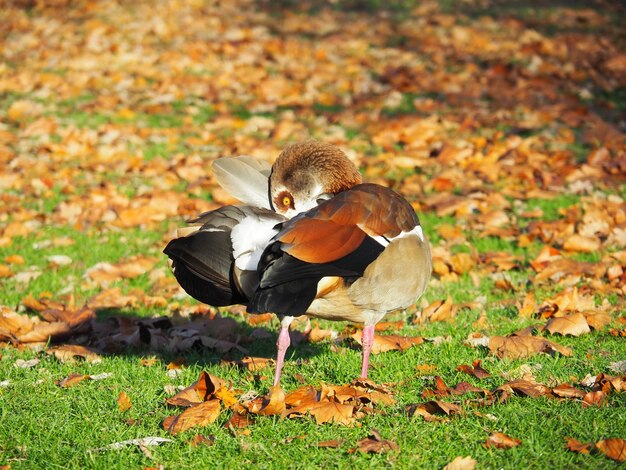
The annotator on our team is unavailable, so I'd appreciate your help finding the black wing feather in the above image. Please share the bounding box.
[248,236,384,316]
[164,230,247,306]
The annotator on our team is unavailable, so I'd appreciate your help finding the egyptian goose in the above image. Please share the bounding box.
[164,141,432,385]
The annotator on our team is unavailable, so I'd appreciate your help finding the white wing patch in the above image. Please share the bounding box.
[231,215,280,271]
[371,225,425,247]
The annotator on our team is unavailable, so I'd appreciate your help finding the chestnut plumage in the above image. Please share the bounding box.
[164,141,432,386]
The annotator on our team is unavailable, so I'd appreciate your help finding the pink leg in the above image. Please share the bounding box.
[360,324,376,379]
[273,318,293,386]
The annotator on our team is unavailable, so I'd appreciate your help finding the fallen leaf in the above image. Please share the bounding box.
[190,434,215,447]
[166,371,224,407]
[443,456,477,470]
[410,400,462,420]
[354,429,399,453]
[117,391,132,412]
[565,437,592,454]
[489,335,572,359]
[551,384,586,399]
[247,386,286,416]
[563,234,601,253]
[284,386,318,407]
[47,344,102,363]
[545,312,591,336]
[287,400,355,426]
[317,439,344,448]
[582,390,605,407]
[350,331,423,354]
[163,400,221,435]
[214,387,238,409]
[225,405,253,429]
[496,380,551,398]
[456,360,491,379]
[226,356,275,372]
[307,325,338,342]
[484,432,521,449]
[57,373,90,388]
[596,438,626,462]
[608,360,626,374]
[14,358,40,368]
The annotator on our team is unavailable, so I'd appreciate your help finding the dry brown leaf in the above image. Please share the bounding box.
[117,391,132,412]
[307,325,338,342]
[443,456,477,470]
[583,312,613,331]
[484,432,521,449]
[517,292,536,318]
[47,344,102,363]
[545,312,591,336]
[226,405,253,430]
[551,384,586,399]
[317,439,344,448]
[582,390,605,407]
[163,400,221,435]
[284,386,318,407]
[489,335,572,359]
[456,360,491,379]
[234,356,275,372]
[563,234,601,253]
[565,437,593,454]
[596,438,626,462]
[350,331,423,354]
[166,371,224,407]
[530,245,562,272]
[354,429,399,453]
[247,386,286,416]
[496,380,551,398]
[306,400,355,426]
[190,434,215,447]
[57,373,89,388]
[417,297,457,323]
[411,400,462,419]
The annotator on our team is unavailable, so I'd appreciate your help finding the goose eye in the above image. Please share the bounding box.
[275,191,295,211]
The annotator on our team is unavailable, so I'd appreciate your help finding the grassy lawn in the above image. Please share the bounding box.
[1,0,625,468]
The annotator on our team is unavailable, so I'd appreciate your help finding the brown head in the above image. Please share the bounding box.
[269,141,362,218]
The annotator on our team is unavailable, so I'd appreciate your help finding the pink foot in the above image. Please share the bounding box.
[273,322,292,386]
[360,324,375,379]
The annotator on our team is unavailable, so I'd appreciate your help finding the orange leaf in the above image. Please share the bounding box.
[57,373,89,388]
[166,371,224,407]
[565,437,592,454]
[163,400,221,435]
[117,391,132,412]
[484,432,521,449]
[596,438,626,462]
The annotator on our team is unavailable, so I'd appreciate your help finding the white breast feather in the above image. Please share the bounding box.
[231,216,280,271]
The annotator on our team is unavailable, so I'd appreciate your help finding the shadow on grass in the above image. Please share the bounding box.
[32,306,333,373]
